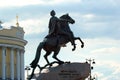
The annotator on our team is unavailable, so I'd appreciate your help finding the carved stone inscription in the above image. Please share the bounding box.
[59,70,80,79]
[34,63,90,80]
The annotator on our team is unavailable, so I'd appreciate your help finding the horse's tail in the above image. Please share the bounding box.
[30,42,45,68]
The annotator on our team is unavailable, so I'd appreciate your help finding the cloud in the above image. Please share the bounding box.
[84,38,120,49]
[2,16,49,35]
[82,14,95,20]
[0,0,82,8]
[0,0,41,7]
[1,0,120,39]
[65,38,120,62]
[20,18,48,35]
[96,61,120,80]
[91,47,120,54]
[69,11,120,39]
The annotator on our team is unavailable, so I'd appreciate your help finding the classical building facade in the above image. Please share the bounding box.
[0,24,27,80]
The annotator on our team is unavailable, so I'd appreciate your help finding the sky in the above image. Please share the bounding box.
[0,0,120,80]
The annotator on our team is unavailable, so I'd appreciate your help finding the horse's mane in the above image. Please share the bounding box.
[59,14,68,19]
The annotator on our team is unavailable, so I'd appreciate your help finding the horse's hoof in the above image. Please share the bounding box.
[40,67,44,71]
[72,48,76,51]
[49,63,52,67]
[81,45,84,48]
[65,61,70,64]
[58,61,64,65]
[72,48,75,51]
[72,45,76,51]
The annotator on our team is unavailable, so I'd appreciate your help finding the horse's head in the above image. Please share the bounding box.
[59,14,75,24]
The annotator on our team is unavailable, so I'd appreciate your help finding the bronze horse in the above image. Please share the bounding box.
[29,14,84,79]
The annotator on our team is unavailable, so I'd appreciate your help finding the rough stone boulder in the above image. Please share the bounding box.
[33,62,90,80]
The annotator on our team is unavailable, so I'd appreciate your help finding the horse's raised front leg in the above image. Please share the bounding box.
[70,39,76,51]
[74,37,84,48]
[72,43,76,51]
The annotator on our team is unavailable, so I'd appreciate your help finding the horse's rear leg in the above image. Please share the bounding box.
[53,53,64,65]
[44,52,52,66]
[53,49,64,65]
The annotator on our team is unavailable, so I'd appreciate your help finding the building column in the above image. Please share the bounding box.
[10,48,14,80]
[2,47,6,80]
[20,50,25,80]
[17,49,20,80]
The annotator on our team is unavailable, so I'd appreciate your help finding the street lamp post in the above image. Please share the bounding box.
[86,59,96,80]
[25,66,31,79]
[0,20,3,28]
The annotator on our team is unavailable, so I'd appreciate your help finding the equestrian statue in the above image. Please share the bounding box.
[28,10,84,79]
